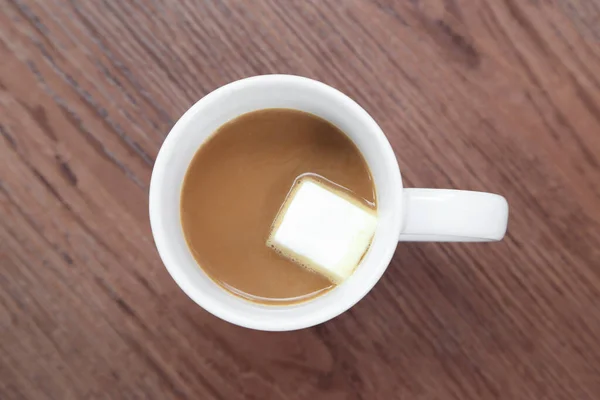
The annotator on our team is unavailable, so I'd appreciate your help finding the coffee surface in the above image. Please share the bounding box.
[180,109,375,304]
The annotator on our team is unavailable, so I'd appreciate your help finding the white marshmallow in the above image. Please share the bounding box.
[267,178,377,284]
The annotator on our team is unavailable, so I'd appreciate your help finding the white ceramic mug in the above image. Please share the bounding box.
[149,75,508,331]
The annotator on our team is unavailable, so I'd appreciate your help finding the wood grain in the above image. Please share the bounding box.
[1,0,599,399]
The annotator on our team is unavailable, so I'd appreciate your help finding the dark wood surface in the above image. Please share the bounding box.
[1,0,600,399]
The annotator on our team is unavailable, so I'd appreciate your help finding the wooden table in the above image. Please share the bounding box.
[1,1,599,399]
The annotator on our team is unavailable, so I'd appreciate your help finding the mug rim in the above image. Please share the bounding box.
[149,75,403,330]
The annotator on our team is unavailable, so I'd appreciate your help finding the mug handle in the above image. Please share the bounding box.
[399,189,509,242]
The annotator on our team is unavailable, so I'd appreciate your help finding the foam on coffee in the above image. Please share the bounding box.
[267,175,377,284]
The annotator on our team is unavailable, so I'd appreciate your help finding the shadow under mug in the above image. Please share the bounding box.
[149,75,508,331]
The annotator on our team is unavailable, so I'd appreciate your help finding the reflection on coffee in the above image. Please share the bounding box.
[180,109,377,305]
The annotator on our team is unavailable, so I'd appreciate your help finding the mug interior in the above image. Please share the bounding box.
[149,75,403,330]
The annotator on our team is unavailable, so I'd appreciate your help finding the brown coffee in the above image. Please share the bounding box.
[180,109,376,305]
